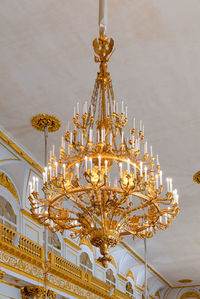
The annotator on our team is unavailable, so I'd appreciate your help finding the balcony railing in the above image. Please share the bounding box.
[0,223,43,261]
[0,223,131,299]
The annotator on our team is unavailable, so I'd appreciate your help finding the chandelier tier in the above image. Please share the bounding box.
[29,6,179,268]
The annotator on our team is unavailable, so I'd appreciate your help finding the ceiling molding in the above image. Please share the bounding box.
[0,131,43,174]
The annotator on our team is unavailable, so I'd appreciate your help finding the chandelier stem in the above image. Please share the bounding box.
[144,238,148,299]
[44,125,48,297]
[99,0,107,35]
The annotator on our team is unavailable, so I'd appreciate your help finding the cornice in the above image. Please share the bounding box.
[117,273,128,282]
[21,209,42,226]
[64,238,81,251]
[0,130,43,173]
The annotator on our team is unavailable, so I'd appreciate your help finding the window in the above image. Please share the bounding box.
[0,196,16,230]
[126,281,134,298]
[106,268,116,287]
[80,252,93,274]
[47,229,61,256]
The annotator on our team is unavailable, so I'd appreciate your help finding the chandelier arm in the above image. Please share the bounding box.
[68,195,100,227]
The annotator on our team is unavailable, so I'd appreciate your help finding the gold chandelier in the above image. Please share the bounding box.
[29,4,179,268]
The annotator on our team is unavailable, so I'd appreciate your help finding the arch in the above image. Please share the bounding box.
[180,292,200,299]
[80,252,93,274]
[106,268,116,287]
[0,196,17,230]
[79,236,94,254]
[126,281,134,298]
[48,229,61,256]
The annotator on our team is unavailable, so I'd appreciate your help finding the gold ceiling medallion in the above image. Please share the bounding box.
[178,279,193,284]
[31,114,61,132]
[28,6,179,267]
[193,171,200,184]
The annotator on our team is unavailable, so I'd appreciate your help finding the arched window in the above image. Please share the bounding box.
[106,268,116,287]
[0,196,16,230]
[80,252,93,274]
[47,229,61,256]
[126,281,134,298]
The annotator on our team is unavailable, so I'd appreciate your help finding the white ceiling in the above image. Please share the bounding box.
[0,0,200,287]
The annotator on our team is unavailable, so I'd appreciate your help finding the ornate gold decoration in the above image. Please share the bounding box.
[180,292,200,299]
[21,286,57,299]
[0,171,19,202]
[0,130,43,173]
[29,32,179,268]
[31,114,61,133]
[0,269,5,280]
[193,171,200,184]
[155,290,160,298]
[178,279,193,284]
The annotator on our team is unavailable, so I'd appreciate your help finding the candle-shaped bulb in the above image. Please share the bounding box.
[140,162,143,177]
[89,128,93,142]
[169,178,173,192]
[89,157,92,173]
[121,131,124,144]
[105,160,108,175]
[63,164,66,179]
[134,163,137,178]
[35,177,39,192]
[144,141,148,154]
[52,145,55,157]
[140,120,142,131]
[166,177,170,192]
[61,136,65,149]
[125,106,128,118]
[73,106,76,118]
[119,163,123,178]
[76,163,79,179]
[29,182,32,195]
[150,146,153,157]
[33,176,36,191]
[110,132,113,146]
[127,159,130,174]
[85,156,88,171]
[49,166,52,180]
[144,166,147,182]
[98,155,101,171]
[115,102,118,114]
[70,132,73,144]
[155,174,159,189]
[156,154,160,165]
[44,167,48,182]
[55,162,58,177]
[43,172,46,184]
[77,102,79,114]
[121,101,124,114]
[160,170,163,185]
